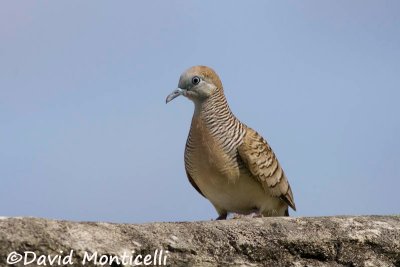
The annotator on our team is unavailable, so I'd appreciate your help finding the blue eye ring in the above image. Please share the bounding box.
[192,76,200,85]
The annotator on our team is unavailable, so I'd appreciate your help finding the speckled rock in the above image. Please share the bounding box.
[0,216,399,266]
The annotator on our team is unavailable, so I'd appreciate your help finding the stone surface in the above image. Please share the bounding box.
[0,216,399,266]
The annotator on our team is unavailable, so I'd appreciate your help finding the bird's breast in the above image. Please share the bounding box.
[184,117,245,185]
[185,131,275,213]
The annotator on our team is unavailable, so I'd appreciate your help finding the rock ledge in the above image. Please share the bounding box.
[0,216,399,266]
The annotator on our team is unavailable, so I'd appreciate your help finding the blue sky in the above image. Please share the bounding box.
[1,1,399,223]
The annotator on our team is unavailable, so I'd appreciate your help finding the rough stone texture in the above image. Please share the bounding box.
[0,216,399,267]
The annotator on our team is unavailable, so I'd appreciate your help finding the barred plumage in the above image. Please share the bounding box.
[167,66,296,219]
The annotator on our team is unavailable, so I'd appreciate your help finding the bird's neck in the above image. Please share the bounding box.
[194,89,234,126]
[191,90,245,154]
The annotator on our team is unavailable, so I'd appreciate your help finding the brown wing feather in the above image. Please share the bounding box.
[237,128,296,211]
[185,169,205,198]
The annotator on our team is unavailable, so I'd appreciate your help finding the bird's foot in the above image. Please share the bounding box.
[250,212,263,218]
[215,213,228,220]
[232,212,263,219]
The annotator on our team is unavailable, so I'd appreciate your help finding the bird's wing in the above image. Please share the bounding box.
[185,169,205,198]
[237,128,296,210]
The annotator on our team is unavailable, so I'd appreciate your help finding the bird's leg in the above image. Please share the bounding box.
[251,212,263,218]
[213,206,228,220]
[284,208,290,217]
[216,213,228,220]
[232,212,262,219]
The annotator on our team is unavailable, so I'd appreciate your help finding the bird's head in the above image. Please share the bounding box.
[166,66,223,104]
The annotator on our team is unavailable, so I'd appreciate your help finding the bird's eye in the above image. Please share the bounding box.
[192,76,200,85]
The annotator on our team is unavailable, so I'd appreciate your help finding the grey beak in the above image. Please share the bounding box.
[166,88,184,103]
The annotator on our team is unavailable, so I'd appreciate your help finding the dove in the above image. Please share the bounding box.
[166,66,296,219]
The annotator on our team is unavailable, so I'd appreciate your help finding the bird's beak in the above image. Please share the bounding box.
[166,88,185,104]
